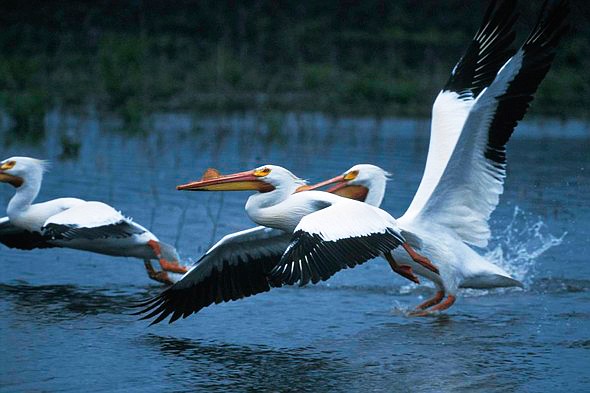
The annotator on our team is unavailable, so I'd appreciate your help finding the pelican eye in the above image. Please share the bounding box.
[0,161,16,171]
[253,167,272,177]
[343,170,359,181]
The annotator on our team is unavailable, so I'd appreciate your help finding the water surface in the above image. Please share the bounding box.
[1,112,589,392]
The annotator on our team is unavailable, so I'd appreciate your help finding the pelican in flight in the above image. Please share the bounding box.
[307,0,568,312]
[0,156,187,284]
[136,165,437,324]
[313,164,523,312]
[136,0,568,322]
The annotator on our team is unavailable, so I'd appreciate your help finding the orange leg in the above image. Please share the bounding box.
[411,293,456,316]
[147,240,188,274]
[402,243,439,274]
[415,290,445,310]
[147,240,162,257]
[428,294,456,312]
[384,252,420,284]
[143,260,174,285]
[159,259,188,274]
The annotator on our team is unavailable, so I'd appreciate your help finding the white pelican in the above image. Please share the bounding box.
[136,165,437,324]
[134,167,301,323]
[313,164,522,312]
[136,0,568,321]
[310,0,569,312]
[0,156,186,284]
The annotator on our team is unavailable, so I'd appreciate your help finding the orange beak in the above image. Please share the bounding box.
[306,174,368,202]
[305,175,347,191]
[0,172,24,188]
[177,170,274,192]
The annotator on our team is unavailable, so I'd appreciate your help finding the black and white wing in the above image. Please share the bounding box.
[404,0,518,221]
[270,201,405,286]
[0,216,56,250]
[135,226,292,324]
[41,201,146,241]
[402,0,568,247]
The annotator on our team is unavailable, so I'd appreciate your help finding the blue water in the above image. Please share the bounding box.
[1,111,589,392]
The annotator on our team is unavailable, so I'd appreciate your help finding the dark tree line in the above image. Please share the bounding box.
[0,0,588,124]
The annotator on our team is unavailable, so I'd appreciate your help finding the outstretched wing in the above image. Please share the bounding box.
[404,0,518,221]
[42,201,146,241]
[135,226,291,325]
[270,201,405,286]
[0,217,56,250]
[403,0,569,247]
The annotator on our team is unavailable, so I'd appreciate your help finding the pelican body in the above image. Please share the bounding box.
[318,164,521,307]
[137,165,435,324]
[137,0,568,321]
[0,157,186,284]
[314,0,568,312]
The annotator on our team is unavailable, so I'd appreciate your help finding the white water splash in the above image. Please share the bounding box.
[400,206,567,297]
[484,206,566,288]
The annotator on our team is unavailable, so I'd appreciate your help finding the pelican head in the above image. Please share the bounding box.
[0,156,47,188]
[309,164,389,207]
[177,164,306,195]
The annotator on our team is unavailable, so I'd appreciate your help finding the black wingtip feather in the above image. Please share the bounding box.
[43,221,145,241]
[133,247,285,325]
[0,220,58,250]
[140,302,169,321]
[129,293,164,310]
[444,0,519,97]
[485,0,568,166]
[271,230,403,287]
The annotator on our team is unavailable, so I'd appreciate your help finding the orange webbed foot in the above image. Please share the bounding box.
[410,293,456,316]
[415,290,445,310]
[143,260,174,285]
[159,259,188,274]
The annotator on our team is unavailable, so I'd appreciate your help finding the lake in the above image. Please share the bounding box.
[1,111,589,392]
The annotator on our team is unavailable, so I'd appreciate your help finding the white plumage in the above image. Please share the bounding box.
[138,0,568,321]
[290,193,400,241]
[0,156,185,284]
[137,165,417,323]
[315,0,568,312]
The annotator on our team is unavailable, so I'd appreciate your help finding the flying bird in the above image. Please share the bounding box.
[0,156,186,284]
[313,164,522,313]
[135,165,436,324]
[136,0,569,321]
[311,0,569,312]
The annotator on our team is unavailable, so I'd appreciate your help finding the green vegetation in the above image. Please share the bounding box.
[0,56,47,140]
[0,0,587,131]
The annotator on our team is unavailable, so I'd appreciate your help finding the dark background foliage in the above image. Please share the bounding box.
[1,0,588,126]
